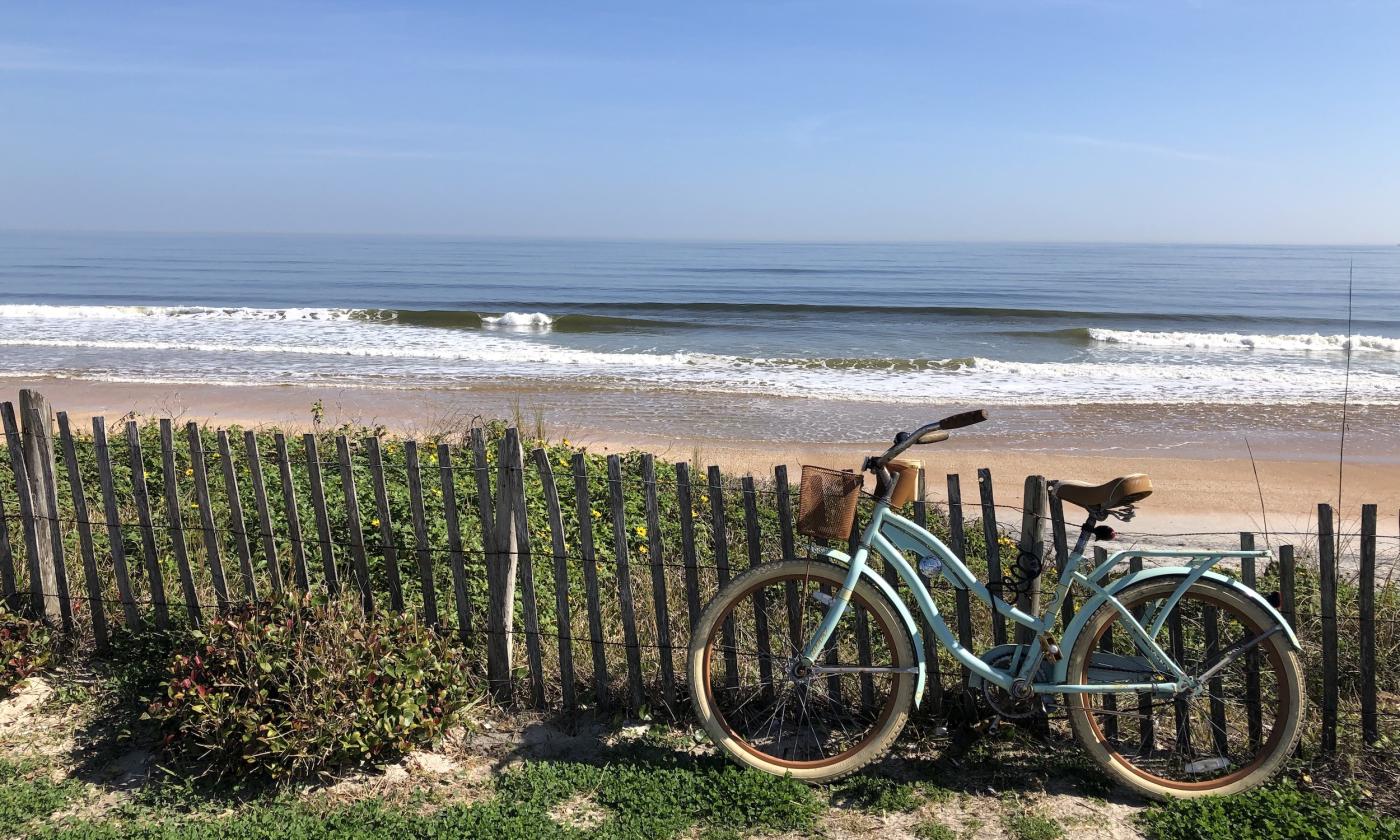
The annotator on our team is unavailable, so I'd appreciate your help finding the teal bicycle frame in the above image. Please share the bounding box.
[798,491,1299,708]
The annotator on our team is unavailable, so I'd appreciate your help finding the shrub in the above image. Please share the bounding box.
[0,607,54,694]
[147,593,476,780]
[1137,781,1400,840]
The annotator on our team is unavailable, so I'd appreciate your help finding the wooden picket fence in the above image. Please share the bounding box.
[0,389,1394,755]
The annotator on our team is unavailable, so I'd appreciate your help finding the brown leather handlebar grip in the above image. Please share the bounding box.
[939,409,988,430]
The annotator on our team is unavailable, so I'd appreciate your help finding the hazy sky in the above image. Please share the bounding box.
[2,1,1397,242]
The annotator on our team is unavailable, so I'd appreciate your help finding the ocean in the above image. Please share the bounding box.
[1,231,1397,448]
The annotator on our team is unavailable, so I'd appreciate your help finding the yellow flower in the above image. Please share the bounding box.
[188,502,198,509]
[638,545,649,555]
[184,468,194,477]
[371,518,381,528]
[591,509,601,519]
[635,526,647,538]
[562,438,572,447]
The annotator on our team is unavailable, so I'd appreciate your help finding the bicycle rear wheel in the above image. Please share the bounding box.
[688,558,915,782]
[1066,577,1305,799]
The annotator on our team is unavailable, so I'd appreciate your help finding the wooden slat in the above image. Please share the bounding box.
[707,465,739,691]
[505,432,546,708]
[1015,475,1046,647]
[607,454,645,713]
[641,454,675,706]
[911,467,942,716]
[849,518,875,710]
[217,431,257,601]
[56,413,107,650]
[1047,492,1074,628]
[20,392,69,630]
[364,437,404,613]
[243,431,282,595]
[159,420,201,625]
[125,421,169,628]
[186,423,229,610]
[273,433,310,591]
[2,403,45,620]
[740,475,773,696]
[571,452,609,706]
[531,446,576,708]
[1239,531,1261,750]
[485,435,516,697]
[946,474,973,682]
[91,418,138,628]
[1318,503,1338,755]
[0,460,18,612]
[977,468,1006,646]
[1091,546,1118,741]
[1278,544,1296,630]
[335,435,373,611]
[404,442,438,626]
[676,462,702,631]
[1203,604,1229,756]
[439,444,473,646]
[1168,599,1188,753]
[302,434,338,593]
[1359,504,1378,745]
[773,465,802,645]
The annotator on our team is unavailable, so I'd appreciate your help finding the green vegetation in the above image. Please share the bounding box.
[147,593,475,780]
[913,819,959,840]
[1138,782,1400,840]
[1003,809,1064,840]
[22,759,821,840]
[830,773,924,813]
[0,759,84,826]
[0,606,54,694]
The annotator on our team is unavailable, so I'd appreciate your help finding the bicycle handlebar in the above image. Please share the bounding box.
[874,409,989,468]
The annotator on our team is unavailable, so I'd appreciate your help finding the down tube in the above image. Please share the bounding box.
[867,525,1015,691]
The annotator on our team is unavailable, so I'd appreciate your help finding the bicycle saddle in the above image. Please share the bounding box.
[1051,474,1153,511]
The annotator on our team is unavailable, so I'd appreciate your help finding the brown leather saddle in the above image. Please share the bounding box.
[1051,473,1153,512]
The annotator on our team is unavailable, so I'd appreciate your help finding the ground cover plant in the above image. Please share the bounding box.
[0,606,54,695]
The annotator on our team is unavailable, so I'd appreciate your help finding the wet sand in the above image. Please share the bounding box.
[4,377,1397,553]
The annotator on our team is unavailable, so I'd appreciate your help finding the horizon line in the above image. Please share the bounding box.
[1,227,1396,250]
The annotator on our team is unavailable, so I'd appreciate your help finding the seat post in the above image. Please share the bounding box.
[1071,513,1101,556]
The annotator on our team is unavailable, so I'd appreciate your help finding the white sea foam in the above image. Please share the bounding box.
[482,311,553,328]
[3,303,1398,406]
[1088,328,1400,353]
[0,304,361,321]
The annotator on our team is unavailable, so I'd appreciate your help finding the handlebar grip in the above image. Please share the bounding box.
[939,409,988,430]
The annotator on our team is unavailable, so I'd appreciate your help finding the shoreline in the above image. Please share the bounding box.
[4,376,1397,551]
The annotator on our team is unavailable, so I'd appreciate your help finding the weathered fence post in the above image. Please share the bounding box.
[507,431,546,709]
[1318,503,1338,756]
[56,412,106,650]
[1359,504,1377,746]
[1015,475,1046,647]
[607,453,645,714]
[19,390,70,630]
[531,446,576,708]
[2,403,47,622]
[977,468,1006,646]
[485,433,517,697]
[946,474,974,683]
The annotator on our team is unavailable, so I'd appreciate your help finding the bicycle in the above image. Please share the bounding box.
[688,410,1305,800]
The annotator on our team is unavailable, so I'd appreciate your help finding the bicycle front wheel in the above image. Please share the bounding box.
[1066,577,1305,799]
[688,559,915,782]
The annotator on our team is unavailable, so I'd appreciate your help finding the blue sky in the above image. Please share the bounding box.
[1,1,1397,242]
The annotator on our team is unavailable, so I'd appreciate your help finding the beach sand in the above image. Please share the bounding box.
[4,377,1396,553]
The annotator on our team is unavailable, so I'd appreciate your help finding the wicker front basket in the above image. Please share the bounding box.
[796,465,863,541]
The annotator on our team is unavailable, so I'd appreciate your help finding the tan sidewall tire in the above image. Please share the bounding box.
[1066,577,1306,800]
[687,559,915,783]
